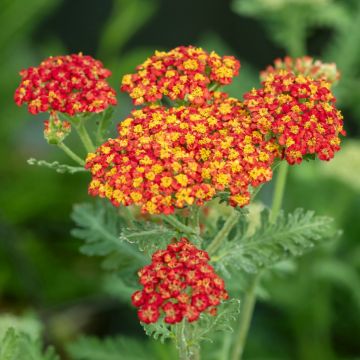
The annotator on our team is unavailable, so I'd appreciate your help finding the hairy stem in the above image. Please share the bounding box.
[230,162,289,360]
[57,142,85,166]
[75,119,95,153]
[176,321,188,360]
[206,210,240,255]
[175,321,200,360]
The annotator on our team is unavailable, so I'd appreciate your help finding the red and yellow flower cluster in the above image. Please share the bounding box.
[121,46,240,105]
[15,53,117,115]
[244,71,345,164]
[131,238,228,324]
[260,56,340,85]
[85,94,278,214]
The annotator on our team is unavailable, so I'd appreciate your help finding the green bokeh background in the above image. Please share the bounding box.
[0,0,359,358]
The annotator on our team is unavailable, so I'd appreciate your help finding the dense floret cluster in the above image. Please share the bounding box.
[15,53,117,115]
[121,46,240,105]
[244,71,345,164]
[131,238,228,324]
[85,95,278,214]
[260,56,340,85]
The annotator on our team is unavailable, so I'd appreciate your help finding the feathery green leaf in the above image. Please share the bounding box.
[142,322,174,343]
[71,202,146,272]
[214,208,338,273]
[120,221,176,256]
[191,299,241,343]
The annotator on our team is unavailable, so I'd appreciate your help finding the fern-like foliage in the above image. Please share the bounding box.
[142,299,240,346]
[71,202,146,273]
[67,336,155,360]
[214,208,338,274]
[120,221,176,256]
[0,328,59,360]
[142,322,175,343]
[191,299,241,343]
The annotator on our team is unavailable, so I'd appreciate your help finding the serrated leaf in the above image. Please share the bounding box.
[191,299,241,343]
[27,158,86,174]
[214,208,338,273]
[67,336,155,360]
[120,221,176,256]
[142,322,174,343]
[71,202,145,271]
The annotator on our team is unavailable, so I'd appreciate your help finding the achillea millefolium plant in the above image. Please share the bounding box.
[13,46,344,360]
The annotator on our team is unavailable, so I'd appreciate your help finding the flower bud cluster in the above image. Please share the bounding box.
[43,113,71,144]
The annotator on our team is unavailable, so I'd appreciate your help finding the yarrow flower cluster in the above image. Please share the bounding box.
[85,94,278,214]
[260,56,340,85]
[121,46,240,105]
[244,70,345,164]
[131,238,228,324]
[15,53,117,115]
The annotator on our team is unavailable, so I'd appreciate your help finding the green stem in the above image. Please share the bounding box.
[175,321,200,360]
[219,333,232,360]
[230,162,289,360]
[175,321,188,360]
[230,273,259,360]
[206,210,239,255]
[57,142,85,166]
[161,214,197,235]
[75,120,95,153]
[270,161,289,223]
[189,206,200,236]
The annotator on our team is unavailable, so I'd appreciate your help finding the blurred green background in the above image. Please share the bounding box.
[1,0,360,359]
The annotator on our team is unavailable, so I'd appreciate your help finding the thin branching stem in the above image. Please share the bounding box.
[75,118,96,153]
[57,142,85,166]
[230,273,259,360]
[190,206,200,236]
[206,211,240,255]
[230,161,289,360]
[161,214,197,235]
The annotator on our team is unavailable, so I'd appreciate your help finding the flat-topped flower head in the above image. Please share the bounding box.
[15,53,117,115]
[260,56,340,85]
[132,237,228,324]
[121,46,240,106]
[85,97,277,214]
[244,70,345,164]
